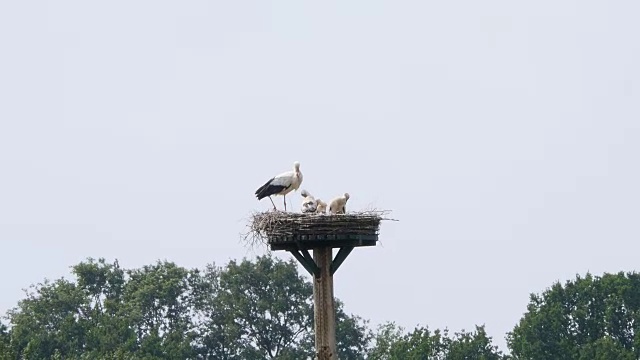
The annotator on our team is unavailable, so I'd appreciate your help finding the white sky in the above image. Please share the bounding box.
[1,0,639,352]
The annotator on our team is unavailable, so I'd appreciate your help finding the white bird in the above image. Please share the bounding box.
[255,161,303,211]
[301,190,317,213]
[315,199,327,214]
[328,193,350,214]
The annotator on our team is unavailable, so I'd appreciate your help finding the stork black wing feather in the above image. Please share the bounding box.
[255,178,289,200]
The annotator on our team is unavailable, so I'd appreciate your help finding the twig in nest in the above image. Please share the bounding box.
[241,209,396,248]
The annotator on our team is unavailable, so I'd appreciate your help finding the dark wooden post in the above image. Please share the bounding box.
[313,247,337,359]
[268,233,379,360]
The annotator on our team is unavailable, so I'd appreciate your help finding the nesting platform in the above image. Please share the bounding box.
[250,211,382,251]
[246,210,392,360]
[269,233,377,251]
[248,211,386,277]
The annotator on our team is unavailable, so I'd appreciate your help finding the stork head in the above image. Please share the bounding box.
[301,189,310,197]
[293,161,301,171]
[344,193,350,201]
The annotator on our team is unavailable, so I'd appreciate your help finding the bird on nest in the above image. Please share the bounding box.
[315,198,327,214]
[255,161,303,211]
[329,193,350,214]
[300,189,317,213]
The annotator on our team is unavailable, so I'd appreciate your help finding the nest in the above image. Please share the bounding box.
[242,209,395,248]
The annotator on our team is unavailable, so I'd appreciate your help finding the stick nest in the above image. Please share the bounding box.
[242,210,395,248]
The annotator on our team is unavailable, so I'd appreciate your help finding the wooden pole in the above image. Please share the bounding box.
[313,247,337,360]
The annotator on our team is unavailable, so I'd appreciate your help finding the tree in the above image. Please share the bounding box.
[194,255,372,359]
[8,277,89,358]
[7,258,198,359]
[0,320,15,360]
[71,257,135,355]
[366,322,404,359]
[507,271,640,360]
[194,255,314,359]
[367,322,505,360]
[445,326,506,360]
[334,300,373,360]
[5,255,373,358]
[122,260,199,358]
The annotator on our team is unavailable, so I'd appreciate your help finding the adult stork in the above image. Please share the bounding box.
[255,161,303,211]
[329,193,350,214]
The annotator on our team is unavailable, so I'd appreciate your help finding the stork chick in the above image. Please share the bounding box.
[315,199,327,214]
[300,189,317,213]
[255,161,303,211]
[328,193,350,214]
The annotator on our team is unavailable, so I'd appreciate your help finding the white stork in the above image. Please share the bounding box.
[328,193,350,214]
[255,161,303,211]
[300,190,317,213]
[315,199,327,214]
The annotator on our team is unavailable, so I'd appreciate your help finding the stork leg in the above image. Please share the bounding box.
[283,195,287,212]
[268,196,277,211]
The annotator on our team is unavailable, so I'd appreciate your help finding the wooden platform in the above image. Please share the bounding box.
[268,233,378,251]
[267,233,378,278]
[258,215,384,360]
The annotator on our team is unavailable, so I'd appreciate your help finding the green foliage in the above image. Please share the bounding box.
[8,277,88,358]
[3,254,513,359]
[123,260,198,358]
[507,271,640,360]
[7,257,200,358]
[0,320,15,360]
[193,255,315,359]
[72,258,136,356]
[367,322,506,360]
[334,300,374,360]
[3,255,373,359]
[446,326,506,360]
[367,322,404,359]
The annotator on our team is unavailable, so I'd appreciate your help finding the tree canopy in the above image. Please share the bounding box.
[2,255,510,359]
[366,322,506,360]
[507,271,640,360]
[3,256,373,359]
[9,256,639,359]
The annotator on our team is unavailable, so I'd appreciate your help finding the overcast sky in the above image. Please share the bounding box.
[1,0,639,352]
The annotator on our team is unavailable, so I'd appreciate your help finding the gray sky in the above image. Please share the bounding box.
[1,0,639,351]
